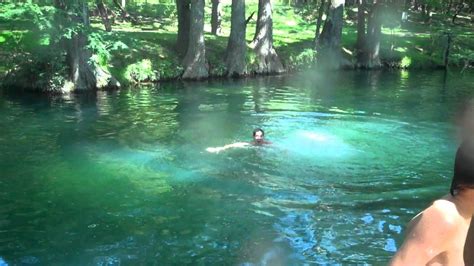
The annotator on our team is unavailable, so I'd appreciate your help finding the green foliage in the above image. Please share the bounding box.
[400,56,412,68]
[0,2,131,90]
[88,32,128,67]
[0,3,58,50]
[246,49,258,72]
[155,59,183,80]
[418,0,443,9]
[0,3,68,90]
[287,48,317,70]
[205,34,228,76]
[1,0,474,90]
[0,3,55,30]
[127,3,176,19]
[381,7,401,29]
[124,59,159,83]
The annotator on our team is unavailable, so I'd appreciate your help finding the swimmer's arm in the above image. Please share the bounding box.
[389,207,457,266]
[206,142,249,153]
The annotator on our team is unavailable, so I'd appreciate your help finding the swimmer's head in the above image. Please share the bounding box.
[253,128,265,144]
[450,141,474,196]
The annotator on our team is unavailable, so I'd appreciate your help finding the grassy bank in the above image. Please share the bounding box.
[1,1,473,89]
[95,2,474,85]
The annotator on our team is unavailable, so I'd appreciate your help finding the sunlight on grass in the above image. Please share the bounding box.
[400,56,412,68]
[394,47,407,52]
[124,59,158,83]
[1,0,473,88]
[285,20,297,26]
[401,70,409,79]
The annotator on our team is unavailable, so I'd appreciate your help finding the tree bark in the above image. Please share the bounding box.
[251,0,285,74]
[294,0,304,7]
[446,0,453,13]
[56,0,119,91]
[226,0,247,77]
[355,0,367,67]
[443,32,452,68]
[404,0,410,10]
[182,0,208,79]
[96,0,112,32]
[452,1,464,24]
[211,0,222,35]
[413,0,419,10]
[365,2,382,68]
[317,0,344,69]
[112,0,138,24]
[65,32,97,91]
[425,4,431,21]
[314,0,326,45]
[421,3,426,15]
[356,0,365,49]
[176,0,191,55]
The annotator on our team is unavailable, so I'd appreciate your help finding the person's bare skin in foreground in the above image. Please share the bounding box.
[390,141,474,266]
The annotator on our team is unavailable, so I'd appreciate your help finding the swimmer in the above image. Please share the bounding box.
[206,128,271,153]
[390,141,474,266]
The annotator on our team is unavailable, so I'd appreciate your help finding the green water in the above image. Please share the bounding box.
[0,70,473,265]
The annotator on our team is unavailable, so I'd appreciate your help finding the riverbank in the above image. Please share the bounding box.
[0,2,473,92]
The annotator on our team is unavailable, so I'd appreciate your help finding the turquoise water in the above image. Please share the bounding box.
[0,70,473,264]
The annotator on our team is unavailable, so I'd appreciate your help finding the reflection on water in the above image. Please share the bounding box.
[279,129,356,159]
[0,70,473,264]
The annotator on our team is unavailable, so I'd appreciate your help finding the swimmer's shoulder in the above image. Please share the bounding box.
[418,198,462,230]
[406,198,459,235]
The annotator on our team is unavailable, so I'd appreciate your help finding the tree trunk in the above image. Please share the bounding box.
[317,0,345,69]
[314,0,326,45]
[96,0,112,32]
[356,0,366,49]
[446,0,453,13]
[226,0,247,77]
[65,32,97,91]
[56,0,119,92]
[345,0,357,7]
[211,0,222,35]
[443,32,452,68]
[413,0,419,10]
[112,0,138,24]
[452,1,464,24]
[365,2,382,68]
[355,0,368,67]
[121,0,126,8]
[176,0,191,55]
[404,0,410,10]
[182,0,208,79]
[294,0,304,7]
[425,4,431,21]
[252,0,285,74]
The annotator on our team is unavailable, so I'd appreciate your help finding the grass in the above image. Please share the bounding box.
[97,2,474,84]
[93,2,322,84]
